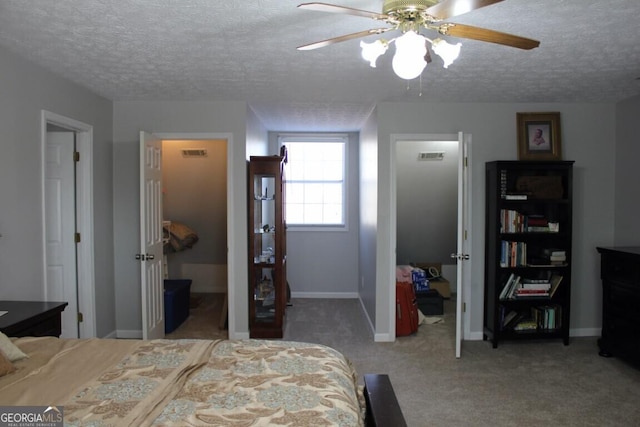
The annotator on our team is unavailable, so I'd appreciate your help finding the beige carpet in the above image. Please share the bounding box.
[166,294,640,426]
[164,292,228,340]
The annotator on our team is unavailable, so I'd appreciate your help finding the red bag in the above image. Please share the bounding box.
[396,281,419,336]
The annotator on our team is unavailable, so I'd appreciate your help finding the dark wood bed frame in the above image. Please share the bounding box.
[363,374,407,426]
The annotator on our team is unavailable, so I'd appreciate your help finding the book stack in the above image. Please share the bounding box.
[531,305,562,330]
[500,241,527,267]
[500,305,562,332]
[499,274,563,300]
[525,214,549,232]
[515,279,551,298]
[550,250,566,265]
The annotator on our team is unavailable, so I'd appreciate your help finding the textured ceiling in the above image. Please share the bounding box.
[1,0,639,131]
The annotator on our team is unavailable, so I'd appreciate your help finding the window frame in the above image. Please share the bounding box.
[278,133,348,232]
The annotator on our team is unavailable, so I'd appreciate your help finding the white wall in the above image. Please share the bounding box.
[267,132,360,298]
[112,100,263,339]
[0,45,115,337]
[376,102,617,339]
[359,108,383,338]
[614,95,640,244]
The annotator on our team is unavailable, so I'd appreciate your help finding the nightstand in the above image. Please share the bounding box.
[0,301,68,337]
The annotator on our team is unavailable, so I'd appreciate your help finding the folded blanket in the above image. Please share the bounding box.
[164,221,199,253]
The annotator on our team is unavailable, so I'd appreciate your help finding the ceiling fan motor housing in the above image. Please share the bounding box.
[382,0,439,15]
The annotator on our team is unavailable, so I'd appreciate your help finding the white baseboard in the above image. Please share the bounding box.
[570,327,600,337]
[116,329,143,339]
[468,331,484,341]
[357,296,376,337]
[290,292,359,299]
[466,328,600,343]
[102,330,118,339]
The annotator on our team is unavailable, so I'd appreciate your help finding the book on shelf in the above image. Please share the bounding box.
[505,275,522,300]
[504,193,528,200]
[499,273,516,300]
[531,305,561,330]
[549,275,563,298]
[513,319,538,331]
[502,310,519,330]
[520,282,551,290]
[500,240,527,267]
[500,274,558,300]
[503,311,526,330]
[514,288,549,297]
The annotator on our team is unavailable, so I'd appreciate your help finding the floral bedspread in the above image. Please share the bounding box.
[58,339,365,426]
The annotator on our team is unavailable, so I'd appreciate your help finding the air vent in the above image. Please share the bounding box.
[181,149,207,157]
[418,151,445,161]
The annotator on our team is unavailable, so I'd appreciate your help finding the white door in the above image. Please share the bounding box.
[453,132,471,358]
[45,131,78,338]
[139,131,164,339]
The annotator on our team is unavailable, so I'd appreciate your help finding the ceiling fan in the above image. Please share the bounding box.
[296,0,540,80]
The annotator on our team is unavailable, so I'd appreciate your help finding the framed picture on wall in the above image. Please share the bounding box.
[517,112,562,160]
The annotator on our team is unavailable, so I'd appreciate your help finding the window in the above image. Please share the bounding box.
[279,135,347,228]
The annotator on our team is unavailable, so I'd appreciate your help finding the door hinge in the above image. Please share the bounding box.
[464,156,468,167]
[74,151,80,162]
[75,232,81,243]
[464,230,468,240]
[463,302,466,313]
[77,312,84,323]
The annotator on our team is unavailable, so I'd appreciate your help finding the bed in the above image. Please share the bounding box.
[0,336,405,426]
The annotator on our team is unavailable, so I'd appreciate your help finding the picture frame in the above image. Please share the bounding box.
[517,112,562,160]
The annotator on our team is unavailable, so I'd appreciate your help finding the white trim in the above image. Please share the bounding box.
[358,296,379,341]
[570,328,600,337]
[390,133,461,344]
[115,329,142,339]
[155,132,239,338]
[290,292,359,299]
[468,331,484,341]
[41,110,96,338]
[462,134,473,343]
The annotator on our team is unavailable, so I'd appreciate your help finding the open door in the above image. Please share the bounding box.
[139,131,164,339]
[453,132,471,358]
[45,130,78,338]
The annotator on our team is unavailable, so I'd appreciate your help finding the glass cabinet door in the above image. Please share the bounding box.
[248,156,285,338]
[252,174,276,323]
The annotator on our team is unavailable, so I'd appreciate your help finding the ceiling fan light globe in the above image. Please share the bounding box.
[392,31,427,79]
[431,38,461,68]
[360,39,388,68]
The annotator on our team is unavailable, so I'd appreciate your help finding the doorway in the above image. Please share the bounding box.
[390,133,471,357]
[140,132,234,339]
[161,139,228,337]
[41,110,96,338]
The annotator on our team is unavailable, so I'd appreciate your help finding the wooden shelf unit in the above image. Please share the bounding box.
[484,160,574,348]
[248,155,287,338]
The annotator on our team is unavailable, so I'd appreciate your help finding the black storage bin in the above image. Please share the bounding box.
[416,289,444,315]
[164,279,192,333]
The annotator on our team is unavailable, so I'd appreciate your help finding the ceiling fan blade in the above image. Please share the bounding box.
[439,23,540,50]
[298,2,387,20]
[297,28,393,51]
[426,0,505,20]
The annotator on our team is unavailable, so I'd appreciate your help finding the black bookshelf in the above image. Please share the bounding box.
[484,161,574,348]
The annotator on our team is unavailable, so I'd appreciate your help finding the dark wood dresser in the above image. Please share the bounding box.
[596,247,640,364]
[0,301,68,338]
